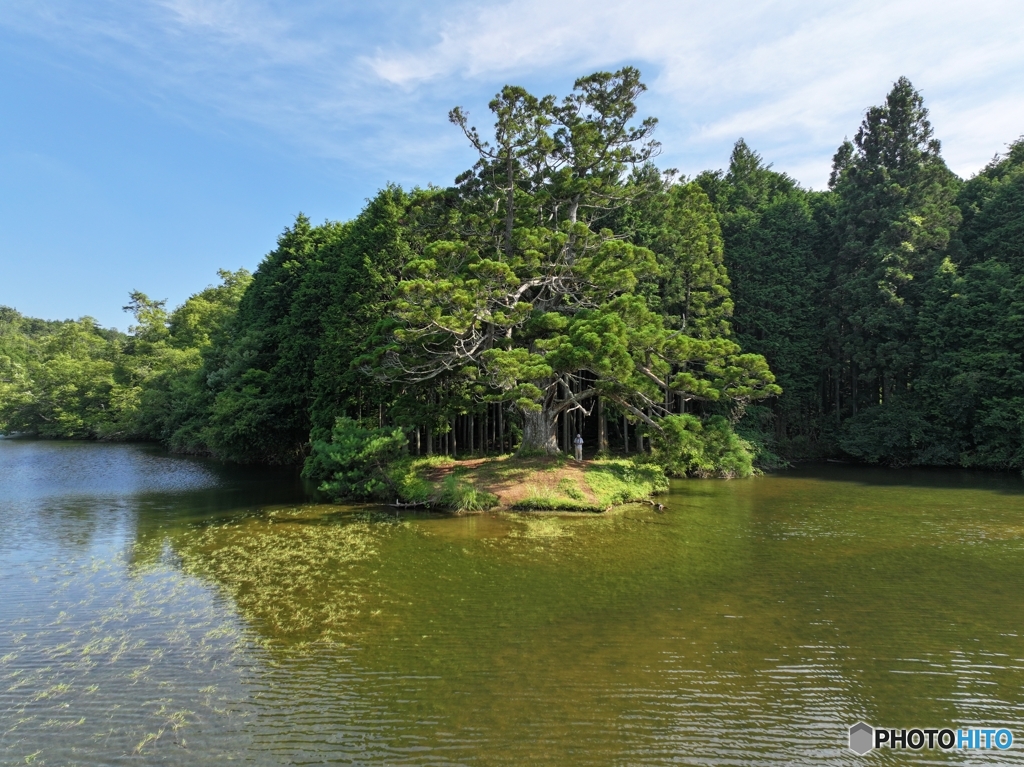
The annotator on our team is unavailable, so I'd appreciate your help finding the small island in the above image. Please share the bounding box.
[390,454,667,513]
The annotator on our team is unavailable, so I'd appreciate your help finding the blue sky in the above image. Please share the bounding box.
[2,0,1022,329]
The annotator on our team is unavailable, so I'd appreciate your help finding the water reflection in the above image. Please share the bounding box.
[0,439,220,499]
[2,439,1024,765]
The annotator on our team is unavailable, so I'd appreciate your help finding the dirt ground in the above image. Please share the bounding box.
[423,455,601,508]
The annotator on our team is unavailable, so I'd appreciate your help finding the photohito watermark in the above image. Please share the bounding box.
[849,722,1013,754]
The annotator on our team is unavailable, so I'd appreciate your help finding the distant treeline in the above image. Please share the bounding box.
[1,72,1022,474]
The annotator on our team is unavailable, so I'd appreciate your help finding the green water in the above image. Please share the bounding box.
[2,440,1024,764]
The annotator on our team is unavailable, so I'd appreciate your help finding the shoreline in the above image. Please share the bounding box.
[390,453,668,513]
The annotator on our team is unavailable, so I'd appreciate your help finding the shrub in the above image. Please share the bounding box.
[583,459,668,504]
[651,414,755,478]
[305,417,408,500]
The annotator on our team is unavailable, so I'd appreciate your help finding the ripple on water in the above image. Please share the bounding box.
[3,441,1024,765]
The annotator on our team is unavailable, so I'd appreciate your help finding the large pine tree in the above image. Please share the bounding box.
[386,69,779,453]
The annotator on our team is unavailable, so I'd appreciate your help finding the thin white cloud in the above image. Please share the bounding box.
[366,0,1024,185]
[2,0,1022,188]
[934,95,1024,178]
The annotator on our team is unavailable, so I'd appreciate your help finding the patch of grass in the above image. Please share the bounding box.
[410,455,458,469]
[557,477,586,501]
[438,474,498,512]
[510,484,599,512]
[391,467,434,504]
[389,455,458,504]
[390,457,497,511]
[583,459,668,506]
[394,454,666,512]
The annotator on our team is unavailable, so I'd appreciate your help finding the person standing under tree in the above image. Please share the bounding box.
[573,433,584,462]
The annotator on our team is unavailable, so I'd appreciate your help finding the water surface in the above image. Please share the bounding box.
[2,439,1023,764]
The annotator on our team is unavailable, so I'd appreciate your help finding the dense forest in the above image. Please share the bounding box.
[2,70,1023,486]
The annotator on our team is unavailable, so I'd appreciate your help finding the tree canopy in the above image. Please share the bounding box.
[3,73,1024,476]
[385,68,778,453]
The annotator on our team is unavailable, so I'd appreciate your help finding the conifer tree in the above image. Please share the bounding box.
[697,140,832,454]
[830,77,961,406]
[201,215,346,462]
[653,182,733,339]
[911,139,1024,468]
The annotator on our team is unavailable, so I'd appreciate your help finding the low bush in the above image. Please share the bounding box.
[650,414,755,478]
[305,417,408,500]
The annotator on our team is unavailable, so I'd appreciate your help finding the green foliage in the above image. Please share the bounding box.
[697,140,833,457]
[130,269,252,445]
[0,268,252,444]
[631,180,734,337]
[200,216,348,463]
[838,399,944,467]
[582,459,668,504]
[437,474,499,512]
[389,70,777,455]
[840,136,1024,469]
[650,414,755,478]
[913,257,1024,468]
[693,80,1022,472]
[952,137,1024,269]
[6,72,1024,479]
[168,269,253,351]
[557,476,586,501]
[307,417,408,501]
[388,460,438,504]
[0,312,129,438]
[733,406,789,470]
[386,456,500,510]
[309,187,419,438]
[831,77,962,400]
[387,457,500,510]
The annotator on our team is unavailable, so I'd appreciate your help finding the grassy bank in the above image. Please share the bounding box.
[389,454,668,512]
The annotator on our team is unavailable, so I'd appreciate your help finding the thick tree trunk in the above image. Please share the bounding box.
[598,397,608,453]
[518,407,560,454]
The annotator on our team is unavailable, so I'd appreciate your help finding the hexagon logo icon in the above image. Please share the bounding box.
[849,722,874,754]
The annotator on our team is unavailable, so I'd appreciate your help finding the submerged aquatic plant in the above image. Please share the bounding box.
[169,509,387,643]
[2,503,400,765]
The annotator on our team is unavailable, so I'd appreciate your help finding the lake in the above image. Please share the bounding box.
[2,438,1023,765]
